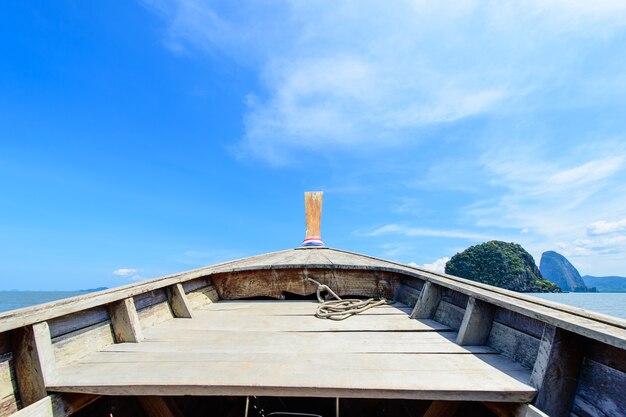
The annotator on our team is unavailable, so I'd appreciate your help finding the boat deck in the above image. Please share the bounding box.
[48,300,535,402]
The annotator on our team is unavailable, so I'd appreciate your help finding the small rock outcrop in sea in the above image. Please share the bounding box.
[539,251,588,292]
[445,241,560,293]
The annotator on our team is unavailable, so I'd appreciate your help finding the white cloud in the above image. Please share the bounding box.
[409,257,451,274]
[588,218,626,235]
[113,268,144,281]
[113,268,138,276]
[141,0,626,163]
[367,224,491,241]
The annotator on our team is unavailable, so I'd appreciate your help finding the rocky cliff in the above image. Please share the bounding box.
[445,241,559,293]
[539,251,588,292]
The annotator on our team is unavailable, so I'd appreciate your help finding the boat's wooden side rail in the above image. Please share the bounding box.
[0,275,219,417]
[393,275,626,417]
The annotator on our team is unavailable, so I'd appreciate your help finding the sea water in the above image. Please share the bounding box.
[1,290,626,320]
[0,291,87,313]
[529,292,626,320]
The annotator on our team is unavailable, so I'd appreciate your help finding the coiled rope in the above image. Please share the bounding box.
[306,277,388,320]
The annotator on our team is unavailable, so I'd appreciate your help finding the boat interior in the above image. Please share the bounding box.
[1,246,626,417]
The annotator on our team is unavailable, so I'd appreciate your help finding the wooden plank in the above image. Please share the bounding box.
[0,334,10,355]
[111,329,497,355]
[185,286,219,310]
[304,191,323,241]
[12,323,56,406]
[572,359,626,417]
[8,396,52,417]
[433,301,465,331]
[136,301,174,329]
[50,393,100,417]
[53,321,115,367]
[457,297,495,346]
[423,400,460,417]
[0,352,19,416]
[153,310,449,333]
[487,322,540,369]
[47,307,110,339]
[138,396,184,417]
[394,284,421,308]
[532,327,585,417]
[199,300,411,315]
[411,282,442,320]
[50,352,533,401]
[167,284,193,319]
[493,308,545,340]
[109,298,143,343]
[181,277,211,294]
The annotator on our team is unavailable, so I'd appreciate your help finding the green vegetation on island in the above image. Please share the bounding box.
[445,241,560,293]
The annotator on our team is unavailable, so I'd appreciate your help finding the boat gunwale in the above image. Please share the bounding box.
[0,247,625,351]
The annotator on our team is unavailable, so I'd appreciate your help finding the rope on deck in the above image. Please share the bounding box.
[306,277,388,320]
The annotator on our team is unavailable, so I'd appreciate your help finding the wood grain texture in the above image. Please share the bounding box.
[411,282,441,320]
[533,328,585,417]
[304,191,323,240]
[572,359,626,417]
[48,301,534,402]
[8,396,52,417]
[12,323,56,406]
[394,284,421,308]
[109,298,143,343]
[50,393,100,417]
[167,284,193,319]
[457,297,495,346]
[433,301,465,331]
[47,307,110,339]
[53,321,116,367]
[488,322,540,369]
[185,286,219,310]
[0,352,19,417]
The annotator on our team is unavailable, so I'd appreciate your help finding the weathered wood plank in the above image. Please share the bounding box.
[433,301,465,331]
[139,396,184,417]
[47,307,110,339]
[12,323,56,406]
[457,297,495,346]
[304,191,323,241]
[532,327,585,417]
[167,284,193,319]
[153,310,448,333]
[185,285,218,310]
[198,300,412,316]
[113,329,496,355]
[494,308,545,340]
[0,352,19,417]
[572,359,626,417]
[181,277,211,294]
[50,393,101,417]
[109,298,143,343]
[423,400,459,417]
[585,339,626,373]
[8,396,52,417]
[488,322,540,369]
[411,282,442,320]
[0,334,10,356]
[136,301,175,329]
[394,284,421,308]
[50,351,533,401]
[53,321,116,367]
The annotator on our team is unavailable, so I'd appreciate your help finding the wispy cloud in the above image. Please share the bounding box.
[113,268,144,281]
[367,224,491,241]
[141,0,626,164]
[588,218,626,235]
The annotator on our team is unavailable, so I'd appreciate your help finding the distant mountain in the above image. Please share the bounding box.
[582,276,626,292]
[539,251,588,292]
[446,241,559,293]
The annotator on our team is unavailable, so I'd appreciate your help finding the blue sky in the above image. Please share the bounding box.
[2,1,626,290]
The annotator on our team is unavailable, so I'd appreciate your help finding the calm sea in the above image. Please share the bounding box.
[1,290,625,320]
[0,291,87,313]
[529,292,626,320]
